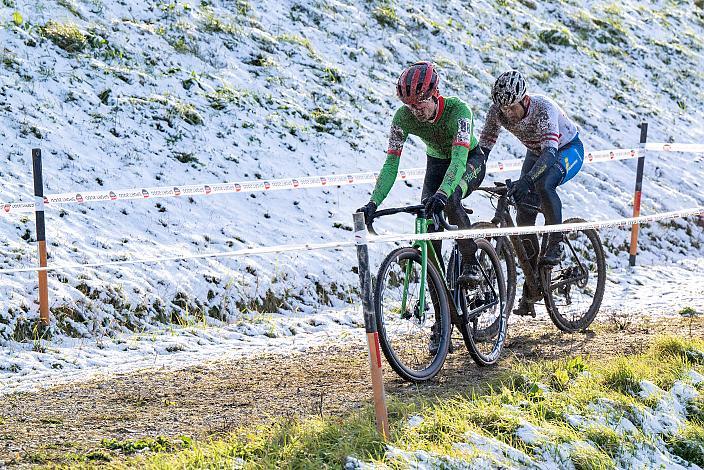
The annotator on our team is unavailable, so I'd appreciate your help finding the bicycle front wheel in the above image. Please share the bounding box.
[374,247,451,382]
[543,218,606,332]
[458,238,508,366]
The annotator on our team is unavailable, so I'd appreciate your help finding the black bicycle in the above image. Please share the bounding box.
[477,181,606,332]
[366,205,507,382]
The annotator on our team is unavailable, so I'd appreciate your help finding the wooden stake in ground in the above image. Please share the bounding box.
[353,211,390,440]
[32,148,50,325]
[629,122,648,266]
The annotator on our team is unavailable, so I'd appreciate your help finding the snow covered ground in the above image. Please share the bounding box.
[2,257,702,395]
[0,305,365,395]
[1,1,703,468]
[0,0,703,345]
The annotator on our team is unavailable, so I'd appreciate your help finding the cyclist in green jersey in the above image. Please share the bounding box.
[358,61,487,286]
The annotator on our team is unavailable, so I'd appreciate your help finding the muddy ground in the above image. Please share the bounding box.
[1,314,702,467]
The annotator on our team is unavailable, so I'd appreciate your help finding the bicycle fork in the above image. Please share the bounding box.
[400,218,435,323]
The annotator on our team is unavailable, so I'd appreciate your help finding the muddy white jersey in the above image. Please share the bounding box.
[479,95,579,154]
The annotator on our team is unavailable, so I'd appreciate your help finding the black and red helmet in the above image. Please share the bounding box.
[396,61,440,106]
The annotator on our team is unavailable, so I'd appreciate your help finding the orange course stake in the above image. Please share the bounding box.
[353,212,390,440]
[32,148,50,325]
[629,123,648,267]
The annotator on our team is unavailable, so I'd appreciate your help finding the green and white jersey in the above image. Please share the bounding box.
[371,96,479,206]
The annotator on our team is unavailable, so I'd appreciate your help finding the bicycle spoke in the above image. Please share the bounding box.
[375,248,450,381]
[544,222,606,332]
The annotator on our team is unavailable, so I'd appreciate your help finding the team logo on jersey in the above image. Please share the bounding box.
[456,118,472,145]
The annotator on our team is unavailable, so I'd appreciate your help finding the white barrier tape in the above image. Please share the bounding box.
[0,147,642,216]
[368,207,704,245]
[0,208,701,276]
[0,240,357,274]
[1,201,36,215]
[354,229,368,246]
[34,196,45,212]
[645,142,704,153]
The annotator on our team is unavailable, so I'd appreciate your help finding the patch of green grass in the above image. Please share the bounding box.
[310,106,341,132]
[571,441,615,470]
[601,358,647,395]
[200,6,239,34]
[681,306,699,316]
[108,336,704,468]
[321,65,343,84]
[583,424,626,457]
[102,436,192,455]
[538,27,574,47]
[140,416,385,468]
[245,53,276,67]
[651,336,704,365]
[41,21,86,52]
[591,18,629,45]
[277,33,319,59]
[169,101,203,126]
[173,152,200,165]
[168,34,198,55]
[372,4,399,28]
[205,85,254,110]
[11,10,23,27]
[687,396,704,425]
[532,70,550,83]
[668,424,704,466]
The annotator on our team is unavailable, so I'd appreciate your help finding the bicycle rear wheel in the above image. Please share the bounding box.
[542,218,606,332]
[374,247,451,382]
[457,238,508,366]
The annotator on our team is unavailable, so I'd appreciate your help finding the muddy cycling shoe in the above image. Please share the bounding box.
[428,323,454,355]
[458,258,482,287]
[513,296,537,317]
[540,241,563,266]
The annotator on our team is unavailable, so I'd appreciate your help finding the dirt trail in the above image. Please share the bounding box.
[1,316,702,467]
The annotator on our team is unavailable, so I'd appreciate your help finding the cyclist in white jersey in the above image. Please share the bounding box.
[479,70,585,315]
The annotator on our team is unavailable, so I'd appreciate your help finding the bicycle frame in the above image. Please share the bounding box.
[489,187,590,304]
[401,216,444,323]
[404,216,499,325]
[492,195,545,301]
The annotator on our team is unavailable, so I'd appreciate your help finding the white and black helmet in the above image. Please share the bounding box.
[491,70,527,107]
